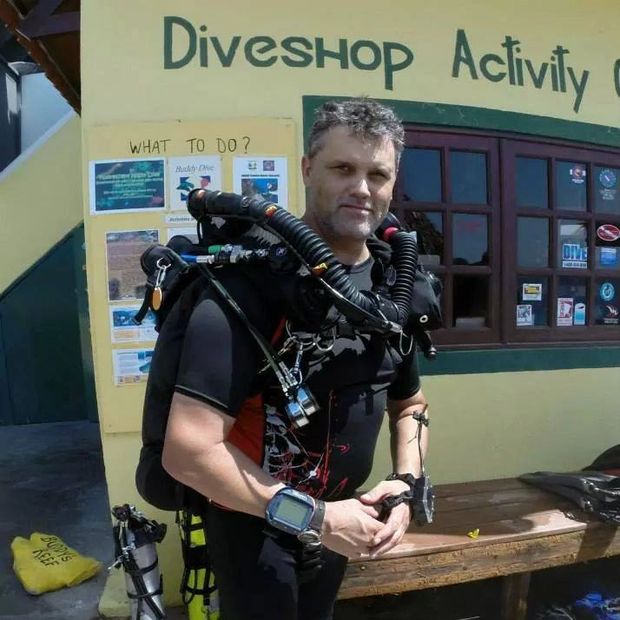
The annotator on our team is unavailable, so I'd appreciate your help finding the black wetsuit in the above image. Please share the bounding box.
[139,257,421,620]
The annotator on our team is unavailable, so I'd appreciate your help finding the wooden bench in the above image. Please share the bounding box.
[338,477,620,620]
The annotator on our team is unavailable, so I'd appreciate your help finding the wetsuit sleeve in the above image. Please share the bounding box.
[387,346,421,401]
[175,274,275,415]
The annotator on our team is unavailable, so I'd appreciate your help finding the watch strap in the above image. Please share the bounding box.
[308,499,325,533]
[386,472,416,490]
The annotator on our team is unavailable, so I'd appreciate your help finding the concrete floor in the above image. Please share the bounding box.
[0,420,113,620]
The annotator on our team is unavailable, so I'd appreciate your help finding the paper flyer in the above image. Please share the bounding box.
[168,156,222,210]
[110,306,157,343]
[90,158,166,214]
[557,297,574,326]
[106,229,159,302]
[516,304,533,326]
[233,156,288,210]
[522,283,542,302]
[112,349,154,385]
[167,227,199,243]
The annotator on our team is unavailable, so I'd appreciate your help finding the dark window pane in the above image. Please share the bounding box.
[555,161,587,211]
[403,210,443,266]
[558,220,588,269]
[557,277,587,326]
[452,214,488,265]
[595,278,620,325]
[595,222,620,270]
[517,217,549,267]
[401,148,442,203]
[516,157,548,209]
[594,166,620,214]
[453,275,488,328]
[450,151,488,204]
[516,277,548,327]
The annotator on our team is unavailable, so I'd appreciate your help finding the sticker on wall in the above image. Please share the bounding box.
[569,164,586,184]
[600,281,616,302]
[166,227,199,243]
[233,157,288,210]
[557,297,574,326]
[599,169,617,188]
[112,349,153,385]
[90,158,166,214]
[561,242,588,269]
[573,302,586,325]
[522,283,543,301]
[106,229,159,302]
[600,247,618,267]
[516,304,533,326]
[602,305,619,325]
[110,306,157,343]
[168,156,222,211]
[597,224,620,242]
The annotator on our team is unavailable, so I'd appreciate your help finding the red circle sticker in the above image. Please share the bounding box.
[597,224,620,242]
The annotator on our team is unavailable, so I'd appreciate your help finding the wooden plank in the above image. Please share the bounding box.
[337,523,620,599]
[379,508,591,558]
[433,478,527,498]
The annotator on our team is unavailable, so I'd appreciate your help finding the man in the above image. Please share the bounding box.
[158,98,429,619]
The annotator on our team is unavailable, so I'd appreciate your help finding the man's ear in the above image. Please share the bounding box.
[301,154,312,187]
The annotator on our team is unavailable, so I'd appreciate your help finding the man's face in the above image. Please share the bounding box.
[302,126,397,243]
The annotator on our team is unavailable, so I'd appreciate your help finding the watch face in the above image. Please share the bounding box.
[274,499,310,529]
[266,489,315,535]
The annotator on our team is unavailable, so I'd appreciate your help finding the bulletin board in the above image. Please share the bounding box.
[83,118,298,433]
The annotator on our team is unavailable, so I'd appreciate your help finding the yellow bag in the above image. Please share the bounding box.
[11,532,101,595]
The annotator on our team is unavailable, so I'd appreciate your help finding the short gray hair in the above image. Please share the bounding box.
[307,98,405,163]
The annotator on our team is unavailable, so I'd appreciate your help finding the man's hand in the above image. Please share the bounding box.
[358,480,412,557]
[321,499,384,559]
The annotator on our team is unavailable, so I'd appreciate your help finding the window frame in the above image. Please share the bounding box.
[396,127,620,348]
[393,131,501,346]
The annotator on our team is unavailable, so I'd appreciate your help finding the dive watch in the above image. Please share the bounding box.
[265,488,325,544]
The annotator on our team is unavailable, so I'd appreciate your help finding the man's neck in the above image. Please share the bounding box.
[302,215,370,266]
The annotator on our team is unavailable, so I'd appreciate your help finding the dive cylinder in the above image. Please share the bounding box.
[178,511,219,620]
[111,504,167,620]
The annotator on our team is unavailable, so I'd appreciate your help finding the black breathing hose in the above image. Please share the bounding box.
[187,189,419,333]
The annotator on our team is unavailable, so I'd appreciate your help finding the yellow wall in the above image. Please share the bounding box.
[80,0,620,612]
[0,116,83,293]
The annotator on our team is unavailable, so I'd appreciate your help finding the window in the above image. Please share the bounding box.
[394,131,620,346]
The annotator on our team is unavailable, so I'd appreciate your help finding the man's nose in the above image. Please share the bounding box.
[350,176,371,199]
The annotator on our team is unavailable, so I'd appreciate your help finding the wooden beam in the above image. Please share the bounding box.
[0,0,79,111]
[18,0,79,37]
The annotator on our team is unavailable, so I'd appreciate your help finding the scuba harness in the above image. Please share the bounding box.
[132,190,442,617]
[135,188,442,430]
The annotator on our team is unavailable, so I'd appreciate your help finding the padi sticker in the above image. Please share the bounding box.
[600,282,616,302]
[599,168,617,189]
[597,223,620,242]
[570,163,586,184]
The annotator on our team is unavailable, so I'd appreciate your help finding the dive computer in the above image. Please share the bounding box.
[265,488,325,543]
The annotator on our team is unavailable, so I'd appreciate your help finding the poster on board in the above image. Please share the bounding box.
[233,156,288,209]
[106,229,159,302]
[110,306,157,343]
[90,158,166,214]
[168,156,222,210]
[112,349,154,385]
